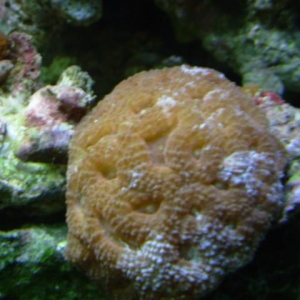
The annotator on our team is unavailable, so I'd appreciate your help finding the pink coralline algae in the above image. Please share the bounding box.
[16,67,95,163]
[253,91,285,106]
[1,32,95,165]
[5,32,41,99]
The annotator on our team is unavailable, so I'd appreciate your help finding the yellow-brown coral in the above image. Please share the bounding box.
[66,65,286,299]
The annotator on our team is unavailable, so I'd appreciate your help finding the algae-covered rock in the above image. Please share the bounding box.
[50,0,102,25]
[0,0,102,50]
[244,89,300,222]
[154,0,300,94]
[0,226,101,300]
[0,32,94,216]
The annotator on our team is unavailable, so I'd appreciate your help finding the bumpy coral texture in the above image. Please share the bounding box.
[66,66,286,299]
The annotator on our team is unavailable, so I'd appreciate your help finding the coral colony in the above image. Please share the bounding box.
[66,66,286,300]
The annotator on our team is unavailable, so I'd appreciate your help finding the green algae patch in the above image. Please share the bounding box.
[0,226,102,300]
[0,153,66,215]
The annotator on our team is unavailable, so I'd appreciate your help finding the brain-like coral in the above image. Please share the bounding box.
[66,66,286,299]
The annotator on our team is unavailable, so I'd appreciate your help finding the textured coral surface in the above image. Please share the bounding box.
[66,66,286,299]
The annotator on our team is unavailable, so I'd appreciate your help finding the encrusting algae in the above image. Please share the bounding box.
[65,65,286,300]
